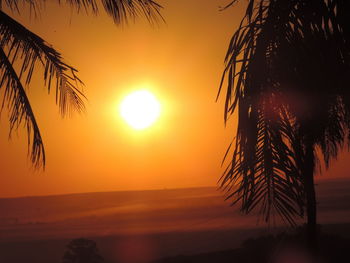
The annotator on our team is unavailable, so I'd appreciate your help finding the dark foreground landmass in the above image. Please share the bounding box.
[0,178,350,263]
[151,227,350,263]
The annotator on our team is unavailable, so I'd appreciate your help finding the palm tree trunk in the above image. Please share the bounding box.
[303,141,318,254]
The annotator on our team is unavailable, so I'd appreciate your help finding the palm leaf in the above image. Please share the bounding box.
[220,0,350,226]
[0,10,85,116]
[0,10,87,167]
[0,46,45,168]
[0,0,164,25]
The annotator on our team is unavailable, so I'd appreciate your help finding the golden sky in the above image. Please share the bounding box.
[0,0,348,198]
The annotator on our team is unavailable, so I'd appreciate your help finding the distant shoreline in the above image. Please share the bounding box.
[1,176,349,200]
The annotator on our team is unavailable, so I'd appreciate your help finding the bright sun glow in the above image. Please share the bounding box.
[120,90,161,130]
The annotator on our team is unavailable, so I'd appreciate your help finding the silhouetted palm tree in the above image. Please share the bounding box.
[219,0,350,252]
[63,238,104,263]
[0,0,163,168]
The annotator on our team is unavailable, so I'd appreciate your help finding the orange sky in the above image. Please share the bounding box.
[0,0,349,198]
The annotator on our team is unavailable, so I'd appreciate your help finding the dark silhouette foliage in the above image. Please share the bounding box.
[152,229,350,263]
[219,0,350,251]
[63,238,104,263]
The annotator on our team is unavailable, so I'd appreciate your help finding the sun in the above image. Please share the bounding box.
[120,90,161,130]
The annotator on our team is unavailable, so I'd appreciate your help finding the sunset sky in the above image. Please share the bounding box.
[0,0,348,198]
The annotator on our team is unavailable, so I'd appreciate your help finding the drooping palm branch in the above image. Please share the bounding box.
[0,0,163,168]
[219,0,350,226]
[1,0,163,24]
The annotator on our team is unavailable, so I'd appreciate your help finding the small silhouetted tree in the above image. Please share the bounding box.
[0,0,163,168]
[219,0,350,253]
[63,238,104,263]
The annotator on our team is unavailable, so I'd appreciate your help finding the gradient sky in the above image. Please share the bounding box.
[0,0,348,198]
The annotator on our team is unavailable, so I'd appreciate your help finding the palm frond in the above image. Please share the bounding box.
[219,0,350,225]
[0,46,45,168]
[0,10,85,167]
[98,0,164,25]
[219,0,305,224]
[0,0,38,13]
[220,92,305,225]
[0,11,86,116]
[1,0,164,25]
